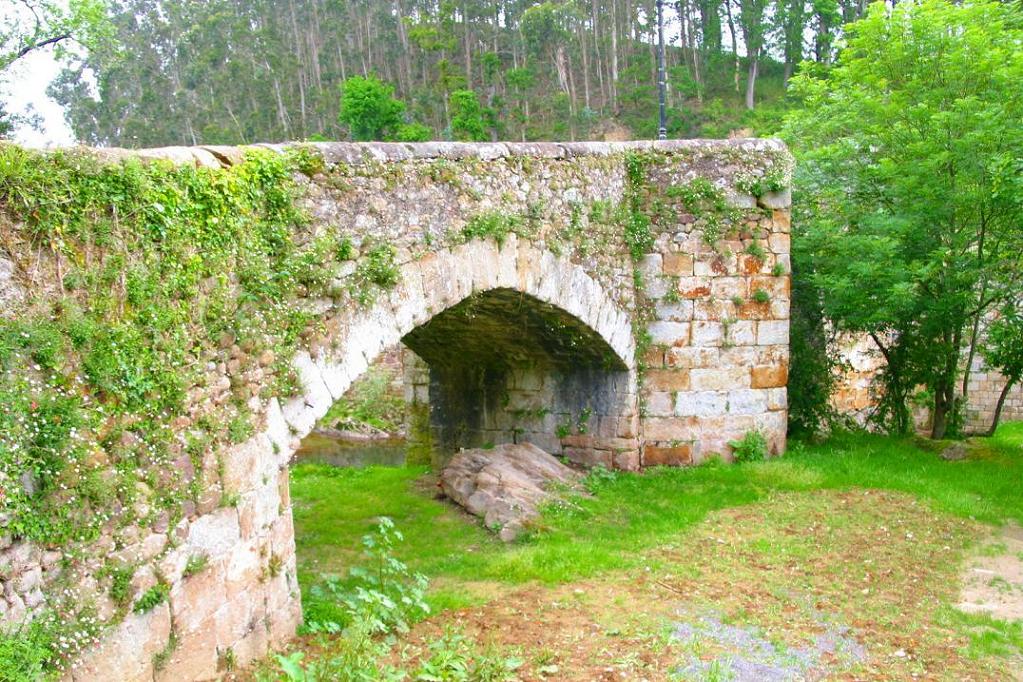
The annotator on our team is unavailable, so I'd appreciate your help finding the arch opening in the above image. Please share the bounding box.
[400,288,636,464]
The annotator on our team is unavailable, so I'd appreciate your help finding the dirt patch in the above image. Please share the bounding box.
[390,578,682,680]
[959,522,1023,620]
[392,490,1019,680]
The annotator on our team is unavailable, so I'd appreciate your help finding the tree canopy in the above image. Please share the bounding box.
[338,75,408,141]
[42,0,879,147]
[784,0,1023,437]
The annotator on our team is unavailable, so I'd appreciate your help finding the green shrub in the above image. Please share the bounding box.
[306,517,429,635]
[183,554,208,577]
[745,241,767,261]
[461,212,522,247]
[133,583,170,614]
[107,565,135,605]
[728,430,769,463]
[414,628,522,682]
[0,621,53,681]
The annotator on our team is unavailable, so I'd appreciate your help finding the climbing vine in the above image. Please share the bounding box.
[0,145,341,548]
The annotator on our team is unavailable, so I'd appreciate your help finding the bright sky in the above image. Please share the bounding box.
[4,47,76,147]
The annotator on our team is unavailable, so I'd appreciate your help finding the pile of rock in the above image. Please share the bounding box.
[440,442,581,541]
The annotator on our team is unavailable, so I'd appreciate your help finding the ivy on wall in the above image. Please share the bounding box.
[0,146,336,547]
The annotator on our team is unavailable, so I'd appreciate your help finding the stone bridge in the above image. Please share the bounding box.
[0,139,792,679]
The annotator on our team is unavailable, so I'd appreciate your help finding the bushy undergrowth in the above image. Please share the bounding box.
[266,518,518,682]
[728,429,769,463]
[319,366,405,434]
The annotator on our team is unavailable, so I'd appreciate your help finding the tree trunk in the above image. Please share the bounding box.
[931,330,962,440]
[987,376,1019,437]
[611,0,620,112]
[744,53,758,109]
[725,0,740,93]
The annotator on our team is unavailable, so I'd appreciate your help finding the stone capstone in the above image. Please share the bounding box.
[440,442,581,541]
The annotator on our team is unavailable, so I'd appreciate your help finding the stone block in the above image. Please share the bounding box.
[710,277,747,300]
[646,369,691,392]
[662,253,694,276]
[769,299,790,320]
[739,254,767,276]
[751,364,788,389]
[694,254,735,277]
[267,596,303,650]
[221,435,274,496]
[693,299,736,321]
[643,345,666,369]
[726,390,770,416]
[772,209,791,232]
[655,300,695,322]
[726,321,756,346]
[768,233,791,254]
[170,558,228,634]
[216,586,266,649]
[676,277,712,299]
[230,621,271,672]
[691,321,724,347]
[690,368,750,392]
[279,396,316,442]
[154,615,218,682]
[676,391,728,417]
[642,416,699,441]
[157,546,190,586]
[186,508,241,560]
[564,447,612,468]
[666,346,718,369]
[238,480,282,540]
[637,253,663,282]
[263,398,291,463]
[766,388,788,411]
[758,188,791,210]
[644,391,675,417]
[648,321,690,346]
[617,414,640,439]
[291,350,333,416]
[612,449,641,471]
[752,272,789,294]
[757,321,789,346]
[643,443,694,467]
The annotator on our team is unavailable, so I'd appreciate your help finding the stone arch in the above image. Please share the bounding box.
[268,235,637,456]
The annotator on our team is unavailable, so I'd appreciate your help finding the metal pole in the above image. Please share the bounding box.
[656,0,667,140]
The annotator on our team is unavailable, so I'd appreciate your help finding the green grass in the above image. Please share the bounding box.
[286,423,1023,678]
[292,423,1023,602]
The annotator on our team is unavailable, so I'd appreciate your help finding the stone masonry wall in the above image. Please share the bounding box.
[831,333,1023,434]
[0,139,792,680]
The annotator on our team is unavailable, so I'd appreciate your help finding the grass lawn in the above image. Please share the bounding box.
[285,424,1023,679]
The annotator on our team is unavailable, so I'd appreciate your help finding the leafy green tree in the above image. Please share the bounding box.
[785,0,1023,438]
[982,306,1023,436]
[339,75,406,142]
[1,0,114,139]
[394,122,432,142]
[448,89,488,141]
[1,0,114,72]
